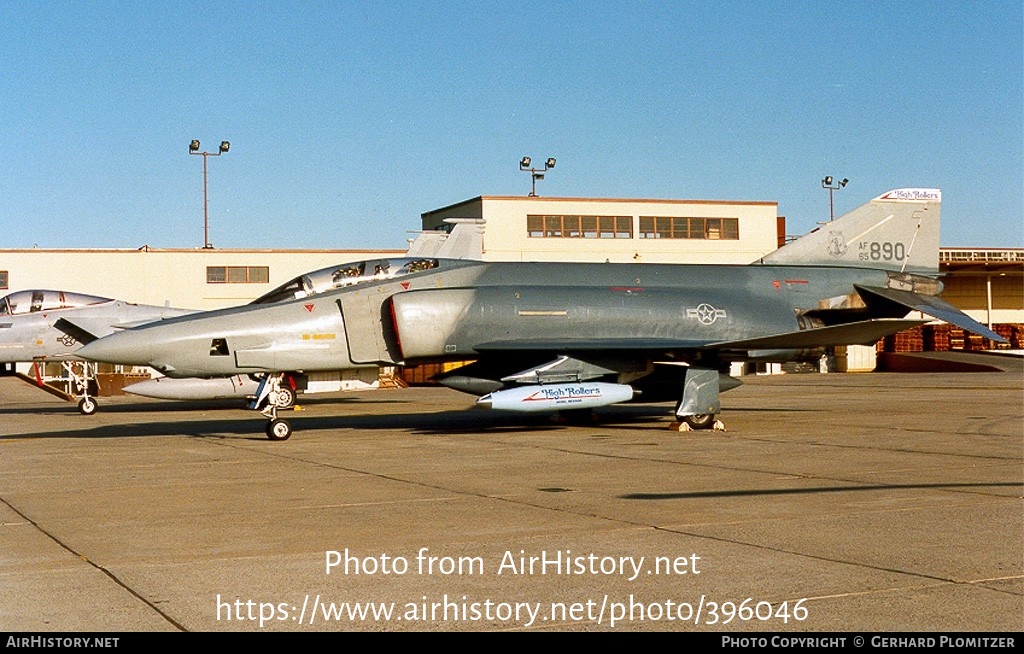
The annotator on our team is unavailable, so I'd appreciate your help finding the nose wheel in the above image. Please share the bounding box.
[255,374,295,440]
[266,418,292,441]
[78,396,98,415]
[64,361,99,415]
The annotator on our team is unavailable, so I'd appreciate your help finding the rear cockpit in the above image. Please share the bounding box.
[250,257,443,305]
[0,290,112,316]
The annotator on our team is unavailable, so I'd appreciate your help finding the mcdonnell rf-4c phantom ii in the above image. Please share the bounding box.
[78,189,1005,440]
[0,289,194,413]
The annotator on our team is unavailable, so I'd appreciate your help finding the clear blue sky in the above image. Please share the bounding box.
[1,1,1021,250]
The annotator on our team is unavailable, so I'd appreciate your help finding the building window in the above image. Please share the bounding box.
[527,215,633,239]
[206,266,270,284]
[638,217,739,240]
[0,271,7,289]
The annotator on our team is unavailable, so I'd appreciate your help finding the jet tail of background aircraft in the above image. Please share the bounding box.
[406,219,484,260]
[760,189,942,275]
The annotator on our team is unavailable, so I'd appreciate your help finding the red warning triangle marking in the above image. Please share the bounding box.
[401,282,411,290]
[304,304,315,312]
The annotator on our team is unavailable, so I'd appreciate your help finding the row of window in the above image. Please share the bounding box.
[0,268,270,290]
[639,216,740,240]
[206,266,270,284]
[526,215,740,240]
[527,215,634,239]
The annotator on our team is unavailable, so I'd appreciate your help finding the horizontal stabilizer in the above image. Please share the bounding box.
[855,285,1007,343]
[710,318,929,350]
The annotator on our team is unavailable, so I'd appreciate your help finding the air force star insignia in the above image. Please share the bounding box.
[687,303,727,325]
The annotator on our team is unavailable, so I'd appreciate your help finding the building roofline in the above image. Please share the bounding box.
[423,195,778,216]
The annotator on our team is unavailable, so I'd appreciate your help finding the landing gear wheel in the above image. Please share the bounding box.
[78,397,98,415]
[275,386,296,408]
[682,413,715,430]
[266,418,292,441]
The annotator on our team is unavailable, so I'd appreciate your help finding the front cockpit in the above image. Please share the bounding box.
[250,257,443,305]
[0,290,112,316]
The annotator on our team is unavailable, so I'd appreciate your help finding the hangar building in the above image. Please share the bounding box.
[420,195,784,264]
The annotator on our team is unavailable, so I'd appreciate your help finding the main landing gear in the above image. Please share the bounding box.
[672,367,727,432]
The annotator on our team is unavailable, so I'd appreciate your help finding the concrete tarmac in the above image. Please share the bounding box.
[0,371,1021,632]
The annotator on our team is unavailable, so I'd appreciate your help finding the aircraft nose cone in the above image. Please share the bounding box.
[77,331,153,366]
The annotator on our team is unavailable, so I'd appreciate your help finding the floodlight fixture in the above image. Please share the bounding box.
[189,138,232,248]
[821,175,849,222]
[519,155,557,196]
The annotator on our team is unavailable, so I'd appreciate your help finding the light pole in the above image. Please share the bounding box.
[519,156,556,196]
[189,139,230,248]
[820,176,848,222]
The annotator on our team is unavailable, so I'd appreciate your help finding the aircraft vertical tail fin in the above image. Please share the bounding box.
[406,219,484,260]
[760,189,941,275]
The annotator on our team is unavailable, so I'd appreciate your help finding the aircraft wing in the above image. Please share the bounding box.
[707,318,930,350]
[54,315,190,346]
[854,285,1007,343]
[53,317,111,345]
[472,319,929,355]
[472,338,711,352]
[475,317,938,353]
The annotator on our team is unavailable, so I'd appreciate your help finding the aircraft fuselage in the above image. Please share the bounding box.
[77,260,895,378]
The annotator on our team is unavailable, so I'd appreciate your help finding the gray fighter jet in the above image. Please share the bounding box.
[0,289,194,413]
[78,189,1005,440]
[113,225,486,405]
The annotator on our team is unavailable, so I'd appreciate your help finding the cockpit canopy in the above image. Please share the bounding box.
[0,290,112,316]
[250,258,441,305]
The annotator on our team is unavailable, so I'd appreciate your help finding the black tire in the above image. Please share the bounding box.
[275,386,296,408]
[682,413,715,430]
[266,418,292,441]
[78,397,98,415]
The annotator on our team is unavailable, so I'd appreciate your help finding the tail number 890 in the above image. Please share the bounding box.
[859,241,906,262]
